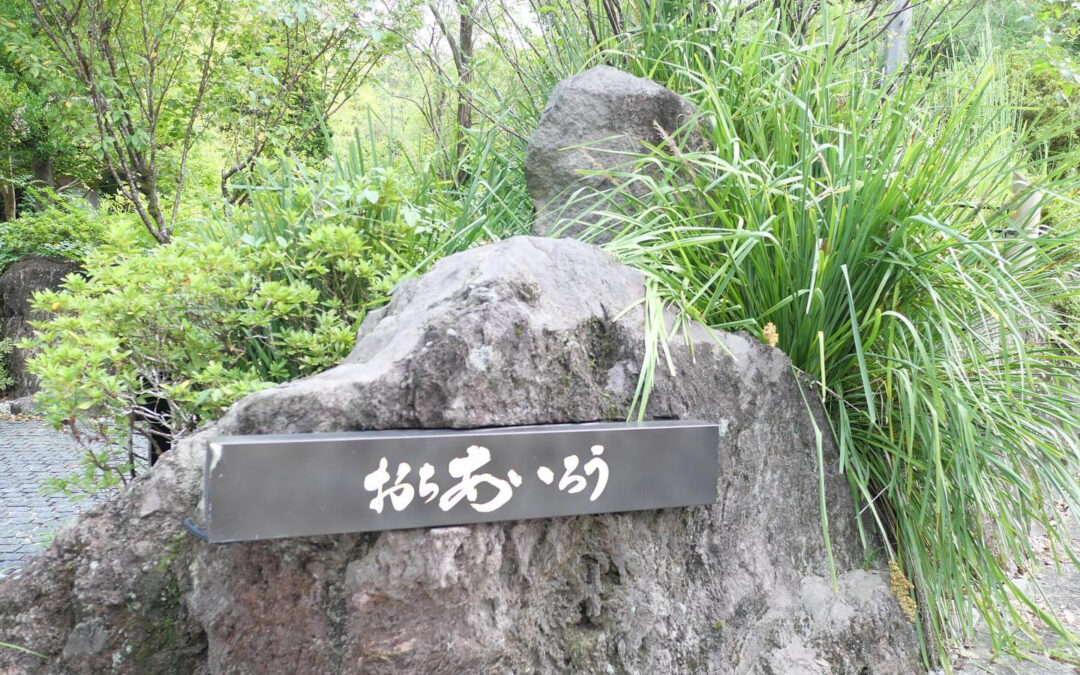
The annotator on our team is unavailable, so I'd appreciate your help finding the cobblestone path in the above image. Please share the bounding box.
[0,421,106,578]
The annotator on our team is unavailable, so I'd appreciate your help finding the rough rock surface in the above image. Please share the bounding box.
[525,66,703,240]
[0,255,80,397]
[0,237,920,673]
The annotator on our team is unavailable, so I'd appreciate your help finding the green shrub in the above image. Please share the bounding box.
[1006,50,1080,163]
[24,145,456,493]
[0,201,138,273]
[0,338,14,392]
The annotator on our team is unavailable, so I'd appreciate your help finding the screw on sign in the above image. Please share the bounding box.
[363,444,610,514]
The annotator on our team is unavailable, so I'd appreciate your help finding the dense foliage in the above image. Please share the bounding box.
[0,339,13,391]
[3,0,1080,669]
[25,145,456,490]
[596,37,1080,664]
[0,201,123,272]
[1007,51,1080,163]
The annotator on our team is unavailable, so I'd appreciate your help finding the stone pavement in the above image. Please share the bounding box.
[0,421,109,578]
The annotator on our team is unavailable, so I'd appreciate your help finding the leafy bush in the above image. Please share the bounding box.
[24,145,456,493]
[0,338,14,392]
[1006,51,1080,163]
[0,202,111,273]
[551,13,1080,666]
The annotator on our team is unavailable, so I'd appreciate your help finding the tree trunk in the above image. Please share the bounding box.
[32,157,55,209]
[454,0,474,186]
[2,156,15,222]
[884,1,913,76]
[601,0,623,36]
[774,0,807,37]
[1,184,14,222]
[33,158,55,190]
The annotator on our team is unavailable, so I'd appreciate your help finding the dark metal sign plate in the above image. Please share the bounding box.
[204,421,719,543]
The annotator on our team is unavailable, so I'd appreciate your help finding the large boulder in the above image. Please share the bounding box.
[0,255,80,397]
[526,66,703,240]
[0,237,919,673]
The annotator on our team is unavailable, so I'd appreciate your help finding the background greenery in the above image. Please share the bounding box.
[3,0,1080,669]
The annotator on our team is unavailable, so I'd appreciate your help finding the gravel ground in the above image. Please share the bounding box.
[949,500,1080,674]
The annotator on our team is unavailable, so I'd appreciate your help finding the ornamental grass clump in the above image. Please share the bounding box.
[568,12,1080,666]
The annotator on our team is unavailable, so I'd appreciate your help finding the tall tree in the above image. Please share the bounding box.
[431,0,476,185]
[214,1,406,204]
[0,2,96,222]
[883,0,913,75]
[27,0,225,243]
[22,0,406,241]
[774,0,816,37]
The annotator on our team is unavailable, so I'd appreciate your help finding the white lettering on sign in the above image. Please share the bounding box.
[438,445,514,513]
[584,445,608,502]
[537,466,555,484]
[418,462,439,503]
[362,445,610,514]
[363,458,415,514]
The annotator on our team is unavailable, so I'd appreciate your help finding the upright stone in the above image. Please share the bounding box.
[526,66,703,240]
[0,237,919,673]
[0,255,80,396]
